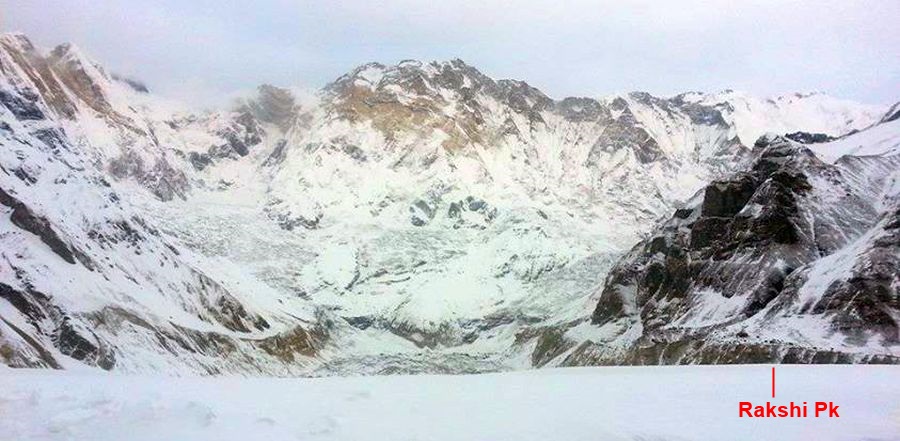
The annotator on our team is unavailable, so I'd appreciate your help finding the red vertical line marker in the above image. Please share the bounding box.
[772,366,775,398]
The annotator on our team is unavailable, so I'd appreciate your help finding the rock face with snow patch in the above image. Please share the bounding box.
[558,126,900,366]
[0,32,893,374]
[0,33,326,374]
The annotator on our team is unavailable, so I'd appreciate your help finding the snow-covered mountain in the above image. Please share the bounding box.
[0,33,893,374]
[555,118,900,366]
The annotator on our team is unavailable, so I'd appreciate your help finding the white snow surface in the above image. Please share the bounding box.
[0,33,896,374]
[2,365,899,441]
[683,90,885,146]
[810,118,900,163]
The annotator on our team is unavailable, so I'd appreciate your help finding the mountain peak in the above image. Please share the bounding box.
[49,42,82,59]
[325,58,554,118]
[49,42,101,72]
[2,33,896,377]
[0,32,36,52]
[331,58,488,90]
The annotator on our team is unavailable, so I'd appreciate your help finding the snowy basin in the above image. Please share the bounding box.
[1,365,898,441]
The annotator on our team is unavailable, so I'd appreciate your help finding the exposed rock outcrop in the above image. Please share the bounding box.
[564,136,900,365]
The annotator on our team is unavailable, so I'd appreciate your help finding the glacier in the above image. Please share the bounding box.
[0,32,897,375]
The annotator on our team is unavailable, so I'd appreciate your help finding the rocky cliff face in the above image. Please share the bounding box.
[0,33,324,374]
[555,122,900,366]
[0,32,892,374]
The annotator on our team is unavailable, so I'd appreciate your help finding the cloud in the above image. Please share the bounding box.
[4,0,898,105]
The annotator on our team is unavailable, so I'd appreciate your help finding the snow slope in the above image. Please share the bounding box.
[2,365,899,441]
[0,31,894,374]
[556,117,900,366]
[681,90,885,146]
[809,118,900,163]
[0,33,326,375]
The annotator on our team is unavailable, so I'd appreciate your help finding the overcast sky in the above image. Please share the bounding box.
[4,0,898,106]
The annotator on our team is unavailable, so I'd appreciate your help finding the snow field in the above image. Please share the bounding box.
[1,365,898,441]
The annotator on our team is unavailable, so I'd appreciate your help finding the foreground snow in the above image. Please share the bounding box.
[1,365,898,441]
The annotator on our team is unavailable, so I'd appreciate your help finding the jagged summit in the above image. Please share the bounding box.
[331,58,488,84]
[565,129,900,365]
[0,32,36,52]
[1,32,896,374]
[326,58,553,109]
[49,41,88,61]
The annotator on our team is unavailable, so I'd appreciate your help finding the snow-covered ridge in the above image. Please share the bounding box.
[808,117,900,163]
[0,32,895,374]
[680,89,885,146]
[555,120,900,366]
